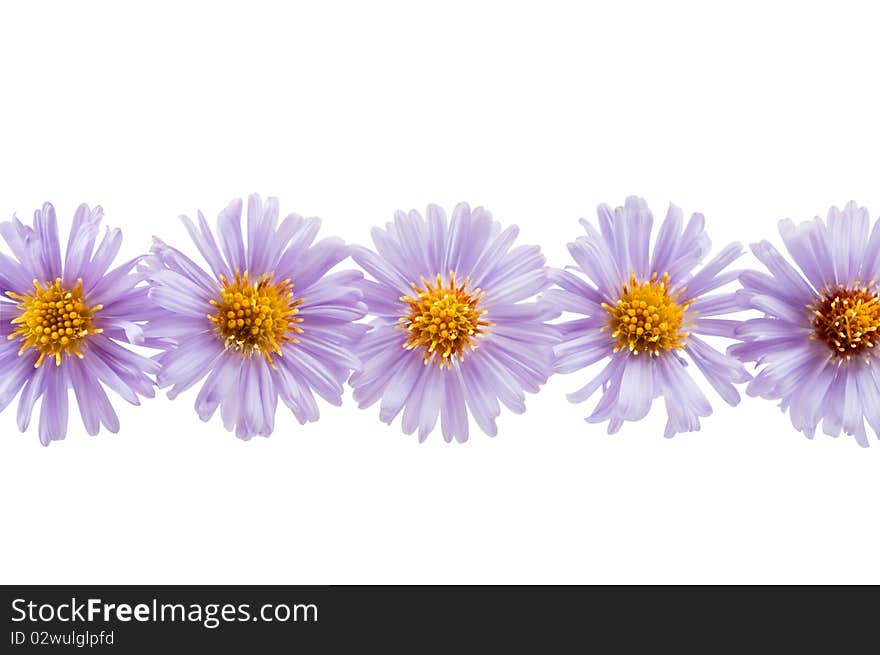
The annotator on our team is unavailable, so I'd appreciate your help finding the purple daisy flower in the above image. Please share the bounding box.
[142,194,367,440]
[349,203,558,443]
[732,202,880,446]
[544,197,749,437]
[0,203,157,445]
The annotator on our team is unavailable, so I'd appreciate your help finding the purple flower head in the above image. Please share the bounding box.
[142,194,367,440]
[732,201,880,447]
[350,203,558,443]
[544,197,749,437]
[0,203,157,445]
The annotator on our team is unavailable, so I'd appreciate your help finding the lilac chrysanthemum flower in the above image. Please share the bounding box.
[732,202,880,446]
[544,197,750,437]
[141,194,366,440]
[0,203,157,445]
[349,203,558,443]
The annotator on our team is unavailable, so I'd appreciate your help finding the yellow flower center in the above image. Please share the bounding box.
[399,272,491,369]
[603,272,692,355]
[208,271,304,363]
[813,284,880,359]
[6,277,103,368]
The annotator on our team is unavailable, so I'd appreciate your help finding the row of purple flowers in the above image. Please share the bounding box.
[0,196,875,446]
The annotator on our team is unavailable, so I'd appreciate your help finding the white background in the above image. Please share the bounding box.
[1,1,879,584]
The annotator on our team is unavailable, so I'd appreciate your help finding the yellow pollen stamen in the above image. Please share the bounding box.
[602,272,693,356]
[208,270,304,364]
[812,283,880,360]
[399,271,491,369]
[6,277,102,368]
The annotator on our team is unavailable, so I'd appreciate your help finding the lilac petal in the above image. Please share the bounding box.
[485,340,549,393]
[540,288,600,316]
[17,364,48,432]
[378,354,423,423]
[417,370,444,442]
[746,345,819,399]
[568,237,621,301]
[298,336,360,371]
[489,319,558,346]
[264,213,306,273]
[282,347,345,405]
[650,203,684,277]
[861,365,880,439]
[469,224,519,287]
[625,196,653,278]
[461,362,500,437]
[595,204,628,274]
[691,318,740,338]
[257,358,278,436]
[821,367,846,438]
[736,318,811,340]
[246,194,272,274]
[567,355,625,404]
[750,240,816,299]
[738,270,809,308]
[87,257,140,304]
[658,355,711,437]
[148,237,218,296]
[828,202,869,284]
[685,335,746,405]
[358,279,405,317]
[440,371,469,443]
[860,217,880,283]
[667,219,712,286]
[0,356,32,412]
[614,354,655,421]
[273,359,320,424]
[286,237,349,293]
[458,206,496,276]
[0,252,32,293]
[81,349,140,405]
[0,216,40,273]
[745,293,809,325]
[482,243,545,290]
[370,222,419,280]
[442,202,471,276]
[350,245,411,293]
[842,368,868,447]
[159,337,223,399]
[180,212,229,280]
[216,197,246,274]
[547,267,607,307]
[401,366,430,436]
[484,267,546,306]
[63,204,101,285]
[729,335,812,365]
[276,217,322,276]
[394,209,432,276]
[474,349,526,413]
[194,354,237,421]
[236,359,263,439]
[776,218,825,291]
[148,284,210,318]
[788,360,835,437]
[585,362,625,427]
[69,359,99,434]
[34,203,63,283]
[690,293,741,317]
[682,242,743,297]
[424,204,448,278]
[87,226,123,282]
[553,330,613,373]
[38,366,68,446]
